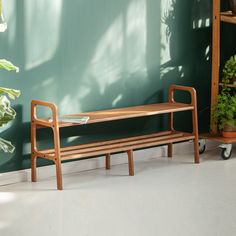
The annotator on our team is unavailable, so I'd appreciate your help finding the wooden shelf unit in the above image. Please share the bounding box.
[31,85,199,190]
[201,1,236,144]
[221,11,236,24]
[201,133,236,144]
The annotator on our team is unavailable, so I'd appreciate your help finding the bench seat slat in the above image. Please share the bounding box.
[39,102,193,128]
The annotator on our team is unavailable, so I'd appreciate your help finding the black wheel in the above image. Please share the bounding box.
[199,140,206,154]
[221,148,232,160]
[199,144,206,154]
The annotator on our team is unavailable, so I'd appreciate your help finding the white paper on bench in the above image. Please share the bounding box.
[49,116,90,124]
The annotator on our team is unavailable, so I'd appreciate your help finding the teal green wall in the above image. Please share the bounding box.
[0,0,212,173]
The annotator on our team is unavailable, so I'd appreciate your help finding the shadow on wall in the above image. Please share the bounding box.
[159,0,211,132]
[0,0,211,172]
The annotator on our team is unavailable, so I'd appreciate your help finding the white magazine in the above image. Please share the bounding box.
[49,116,89,124]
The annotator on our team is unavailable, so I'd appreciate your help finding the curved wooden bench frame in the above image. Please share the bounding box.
[31,84,199,190]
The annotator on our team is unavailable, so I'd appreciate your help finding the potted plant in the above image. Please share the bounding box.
[212,55,236,137]
[212,88,236,137]
[0,59,20,152]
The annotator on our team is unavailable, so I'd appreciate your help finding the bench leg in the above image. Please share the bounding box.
[192,108,200,164]
[127,150,134,176]
[168,111,174,158]
[168,143,173,158]
[105,154,111,169]
[31,154,37,182]
[55,159,63,190]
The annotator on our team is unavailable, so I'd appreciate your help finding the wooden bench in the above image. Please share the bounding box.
[31,84,199,190]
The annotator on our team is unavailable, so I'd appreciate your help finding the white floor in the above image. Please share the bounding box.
[1,145,236,236]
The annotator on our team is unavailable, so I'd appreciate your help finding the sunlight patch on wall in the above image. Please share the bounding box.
[59,94,74,115]
[60,86,91,113]
[4,0,16,47]
[160,66,175,79]
[84,15,124,95]
[112,94,123,107]
[192,0,211,29]
[160,0,172,66]
[178,66,184,78]
[67,136,81,143]
[23,143,30,155]
[32,77,55,91]
[125,0,147,80]
[82,0,147,98]
[205,45,210,61]
[24,0,62,70]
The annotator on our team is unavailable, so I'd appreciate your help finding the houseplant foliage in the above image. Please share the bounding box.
[222,55,236,85]
[212,55,236,136]
[212,87,236,131]
[0,59,20,153]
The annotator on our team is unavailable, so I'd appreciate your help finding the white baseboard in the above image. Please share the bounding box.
[0,140,218,187]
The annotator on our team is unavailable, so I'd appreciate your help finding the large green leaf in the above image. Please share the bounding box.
[0,58,20,153]
[0,87,21,100]
[0,59,19,72]
[0,95,16,127]
[0,137,15,153]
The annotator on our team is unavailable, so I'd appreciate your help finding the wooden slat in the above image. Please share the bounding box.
[33,119,53,128]
[200,133,236,144]
[59,133,194,161]
[221,11,236,24]
[56,103,194,128]
[34,151,55,161]
[59,133,183,157]
[42,131,173,154]
[36,131,194,161]
[211,0,220,134]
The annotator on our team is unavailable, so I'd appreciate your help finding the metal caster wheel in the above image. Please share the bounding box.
[219,143,232,160]
[199,139,206,154]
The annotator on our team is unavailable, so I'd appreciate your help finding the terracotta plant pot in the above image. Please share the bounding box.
[229,0,236,15]
[222,124,236,138]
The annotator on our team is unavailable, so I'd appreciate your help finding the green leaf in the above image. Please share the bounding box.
[0,137,15,153]
[0,87,21,100]
[0,59,19,72]
[0,96,16,127]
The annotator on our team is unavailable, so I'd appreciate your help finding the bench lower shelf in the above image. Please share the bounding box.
[35,131,195,162]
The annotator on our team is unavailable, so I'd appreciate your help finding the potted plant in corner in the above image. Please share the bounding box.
[0,59,21,153]
[212,55,236,137]
[212,88,236,138]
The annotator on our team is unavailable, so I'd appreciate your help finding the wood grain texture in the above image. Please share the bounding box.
[127,150,134,176]
[105,154,111,170]
[39,103,194,128]
[200,133,236,144]
[211,0,220,134]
